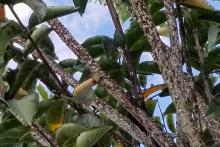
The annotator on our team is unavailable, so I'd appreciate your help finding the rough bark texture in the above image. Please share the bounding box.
[92,98,151,146]
[48,19,176,147]
[14,37,154,146]
[129,0,220,146]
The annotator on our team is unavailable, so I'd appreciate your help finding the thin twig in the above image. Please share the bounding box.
[106,0,143,105]
[156,99,168,133]
[8,5,70,97]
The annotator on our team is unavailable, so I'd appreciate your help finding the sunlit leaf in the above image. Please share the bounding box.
[7,93,39,124]
[46,99,67,133]
[142,84,166,101]
[76,126,113,147]
[166,113,176,133]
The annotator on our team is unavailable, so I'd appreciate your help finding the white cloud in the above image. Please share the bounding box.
[5,1,113,61]
[5,3,32,25]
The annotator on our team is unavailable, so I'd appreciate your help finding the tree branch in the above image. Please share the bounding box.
[48,18,175,146]
[106,0,143,105]
[129,0,220,145]
[14,35,153,146]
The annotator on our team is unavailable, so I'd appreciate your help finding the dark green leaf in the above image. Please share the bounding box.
[0,21,21,72]
[56,123,87,146]
[208,101,220,115]
[166,113,176,133]
[164,103,176,115]
[137,61,161,74]
[73,0,88,15]
[23,25,52,56]
[145,100,157,117]
[29,6,79,28]
[76,126,113,147]
[113,30,125,48]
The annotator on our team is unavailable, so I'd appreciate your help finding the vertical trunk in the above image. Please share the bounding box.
[129,0,220,146]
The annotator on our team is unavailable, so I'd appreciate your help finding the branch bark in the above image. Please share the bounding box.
[106,0,143,104]
[48,18,176,147]
[14,36,154,146]
[129,0,220,146]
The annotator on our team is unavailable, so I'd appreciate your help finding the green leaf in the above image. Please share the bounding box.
[208,24,220,51]
[113,0,130,23]
[82,36,112,47]
[23,25,52,56]
[207,101,220,115]
[137,61,161,74]
[8,60,39,98]
[153,116,163,129]
[23,0,47,22]
[166,113,176,133]
[0,21,21,69]
[34,99,55,119]
[7,93,39,124]
[75,114,104,128]
[56,123,87,146]
[46,99,67,133]
[59,59,83,73]
[76,126,113,147]
[145,100,157,117]
[37,84,48,100]
[29,6,79,28]
[113,30,125,48]
[138,74,147,88]
[164,103,176,115]
[73,0,88,15]
[159,88,170,97]
[0,119,30,146]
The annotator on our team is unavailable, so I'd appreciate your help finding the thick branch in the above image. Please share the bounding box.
[48,18,175,147]
[92,98,152,146]
[14,37,153,146]
[129,0,220,145]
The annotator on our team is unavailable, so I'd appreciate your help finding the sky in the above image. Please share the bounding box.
[4,0,220,132]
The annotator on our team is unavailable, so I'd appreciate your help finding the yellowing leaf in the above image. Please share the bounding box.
[14,88,28,99]
[73,78,94,98]
[158,26,169,37]
[180,0,213,10]
[142,84,166,101]
[49,121,63,133]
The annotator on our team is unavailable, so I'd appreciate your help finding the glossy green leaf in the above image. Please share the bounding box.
[46,99,67,133]
[7,93,39,124]
[73,0,88,15]
[76,126,113,147]
[114,0,130,23]
[164,103,176,115]
[8,60,39,98]
[23,25,52,56]
[0,21,21,71]
[166,113,176,133]
[37,84,48,100]
[208,24,220,50]
[113,30,125,48]
[29,6,79,28]
[137,61,161,74]
[56,123,87,146]
[23,0,47,22]
[145,100,157,117]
